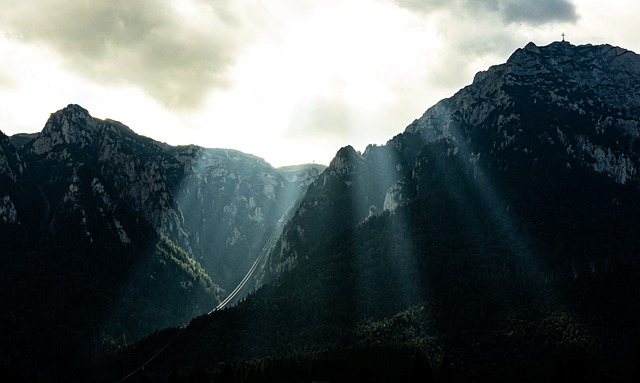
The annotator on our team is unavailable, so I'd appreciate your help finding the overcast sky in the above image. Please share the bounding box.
[1,0,638,166]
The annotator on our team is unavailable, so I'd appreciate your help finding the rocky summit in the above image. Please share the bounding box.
[406,41,640,185]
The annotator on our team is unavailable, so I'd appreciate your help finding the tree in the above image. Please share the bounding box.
[407,351,434,383]
[438,355,454,383]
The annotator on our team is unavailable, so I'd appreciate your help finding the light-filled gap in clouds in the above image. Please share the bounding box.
[1,0,639,166]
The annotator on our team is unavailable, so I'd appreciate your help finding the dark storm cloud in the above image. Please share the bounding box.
[0,0,252,109]
[392,0,577,25]
[501,0,577,25]
[393,0,456,13]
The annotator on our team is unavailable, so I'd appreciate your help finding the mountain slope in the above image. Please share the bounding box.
[0,105,321,382]
[265,41,640,279]
[0,131,27,244]
[115,41,640,382]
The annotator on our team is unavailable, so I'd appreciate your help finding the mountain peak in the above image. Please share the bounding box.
[508,41,640,113]
[335,145,359,158]
[327,145,363,177]
[504,41,639,74]
[28,104,139,158]
[412,41,640,136]
[60,103,90,114]
[29,104,98,154]
[47,104,93,129]
[404,41,640,187]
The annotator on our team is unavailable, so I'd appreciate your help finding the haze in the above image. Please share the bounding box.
[1,0,638,166]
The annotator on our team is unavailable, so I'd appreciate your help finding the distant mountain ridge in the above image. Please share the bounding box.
[115,41,640,383]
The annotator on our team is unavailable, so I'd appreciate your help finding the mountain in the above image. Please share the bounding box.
[0,105,322,381]
[0,131,27,241]
[268,41,640,277]
[114,41,640,382]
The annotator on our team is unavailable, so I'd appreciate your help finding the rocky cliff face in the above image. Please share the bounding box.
[0,131,43,248]
[10,104,321,291]
[23,105,184,241]
[406,41,640,186]
[0,132,23,225]
[265,129,425,277]
[268,41,640,276]
[0,104,322,375]
[169,144,320,288]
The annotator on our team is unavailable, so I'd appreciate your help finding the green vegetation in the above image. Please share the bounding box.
[0,227,220,383]
[156,235,219,295]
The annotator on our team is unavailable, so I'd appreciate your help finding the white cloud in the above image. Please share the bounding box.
[1,0,639,167]
[0,0,257,109]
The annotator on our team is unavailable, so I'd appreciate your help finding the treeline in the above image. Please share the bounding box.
[0,230,218,383]
[115,343,449,383]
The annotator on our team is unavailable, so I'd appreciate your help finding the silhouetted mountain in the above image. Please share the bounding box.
[114,42,640,383]
[0,105,321,382]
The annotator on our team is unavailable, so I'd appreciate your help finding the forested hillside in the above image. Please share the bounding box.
[112,42,640,382]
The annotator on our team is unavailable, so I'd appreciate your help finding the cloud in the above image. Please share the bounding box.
[0,72,15,90]
[0,0,578,113]
[0,0,255,109]
[0,0,590,168]
[383,0,578,94]
[501,0,577,24]
[289,95,354,141]
[391,0,577,25]
[393,0,455,13]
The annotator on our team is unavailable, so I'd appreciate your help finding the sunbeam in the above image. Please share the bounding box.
[352,142,423,318]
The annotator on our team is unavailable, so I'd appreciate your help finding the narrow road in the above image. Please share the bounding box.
[208,184,302,313]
